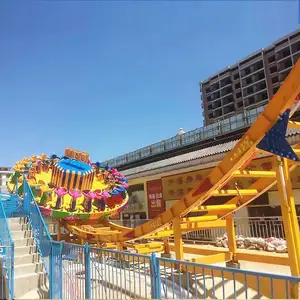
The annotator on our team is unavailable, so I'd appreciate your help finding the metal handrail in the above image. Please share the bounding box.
[24,179,52,276]
[103,104,266,167]
[0,194,14,299]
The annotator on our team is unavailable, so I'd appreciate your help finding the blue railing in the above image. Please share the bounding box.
[48,241,300,299]
[0,194,14,299]
[23,178,52,276]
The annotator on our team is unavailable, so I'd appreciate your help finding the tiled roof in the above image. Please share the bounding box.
[122,128,300,177]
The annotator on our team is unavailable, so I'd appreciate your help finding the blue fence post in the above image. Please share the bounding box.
[23,177,30,213]
[11,241,14,299]
[59,242,63,299]
[49,242,54,299]
[49,241,63,299]
[150,252,161,299]
[84,243,91,300]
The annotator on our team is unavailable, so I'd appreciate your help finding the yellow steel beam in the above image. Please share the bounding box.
[147,220,227,239]
[168,244,289,266]
[173,217,183,262]
[212,189,258,196]
[181,215,218,223]
[163,238,171,254]
[146,230,174,238]
[232,170,276,178]
[288,120,300,129]
[137,246,164,254]
[183,220,226,230]
[276,157,300,298]
[226,214,238,262]
[192,204,237,212]
[133,242,162,249]
[222,152,299,218]
[293,148,300,154]
[282,158,300,267]
[189,253,231,264]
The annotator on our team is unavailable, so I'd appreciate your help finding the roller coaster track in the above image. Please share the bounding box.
[62,59,300,244]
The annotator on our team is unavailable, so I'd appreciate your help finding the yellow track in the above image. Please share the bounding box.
[63,59,300,244]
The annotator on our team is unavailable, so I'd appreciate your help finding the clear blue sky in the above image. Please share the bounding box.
[0,1,299,166]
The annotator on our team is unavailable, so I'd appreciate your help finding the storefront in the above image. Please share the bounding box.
[126,154,299,240]
[121,183,148,222]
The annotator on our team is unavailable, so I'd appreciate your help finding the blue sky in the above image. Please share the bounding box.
[0,1,299,166]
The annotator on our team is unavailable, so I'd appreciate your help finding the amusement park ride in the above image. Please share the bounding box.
[7,59,300,297]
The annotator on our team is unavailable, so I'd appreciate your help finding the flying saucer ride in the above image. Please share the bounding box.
[7,148,129,221]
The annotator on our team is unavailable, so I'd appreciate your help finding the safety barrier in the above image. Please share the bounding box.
[183,216,300,242]
[48,241,300,299]
[112,217,300,241]
[157,257,300,299]
[23,179,52,275]
[0,194,14,299]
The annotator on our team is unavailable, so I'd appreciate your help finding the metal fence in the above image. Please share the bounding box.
[48,241,300,299]
[23,179,52,275]
[103,105,266,168]
[50,241,153,299]
[111,217,300,242]
[0,194,14,299]
[157,257,300,299]
[183,216,300,242]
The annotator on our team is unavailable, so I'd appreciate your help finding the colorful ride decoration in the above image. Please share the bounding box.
[7,148,129,221]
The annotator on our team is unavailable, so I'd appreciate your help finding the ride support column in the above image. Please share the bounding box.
[173,217,184,264]
[276,157,300,299]
[225,214,240,269]
[161,238,171,258]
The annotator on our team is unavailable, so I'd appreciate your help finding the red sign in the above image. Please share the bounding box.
[147,179,165,219]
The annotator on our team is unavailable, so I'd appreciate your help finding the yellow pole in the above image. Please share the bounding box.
[57,223,61,241]
[282,158,300,266]
[163,238,170,255]
[225,214,239,268]
[276,157,300,298]
[173,217,184,261]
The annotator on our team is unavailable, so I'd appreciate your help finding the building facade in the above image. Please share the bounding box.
[120,129,300,237]
[201,29,300,125]
[0,167,13,192]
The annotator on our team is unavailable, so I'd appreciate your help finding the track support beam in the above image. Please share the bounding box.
[173,217,184,263]
[225,214,240,269]
[276,157,300,298]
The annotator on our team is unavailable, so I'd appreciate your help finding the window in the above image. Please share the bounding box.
[273,86,279,94]
[291,41,300,53]
[269,65,277,74]
[268,55,275,64]
[233,73,239,80]
[271,76,279,84]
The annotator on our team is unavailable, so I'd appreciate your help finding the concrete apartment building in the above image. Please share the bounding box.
[201,29,300,125]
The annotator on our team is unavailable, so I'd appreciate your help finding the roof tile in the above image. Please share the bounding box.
[122,128,300,176]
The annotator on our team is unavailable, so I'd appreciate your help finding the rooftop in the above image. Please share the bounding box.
[123,128,300,179]
[200,28,300,85]
[103,104,266,168]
